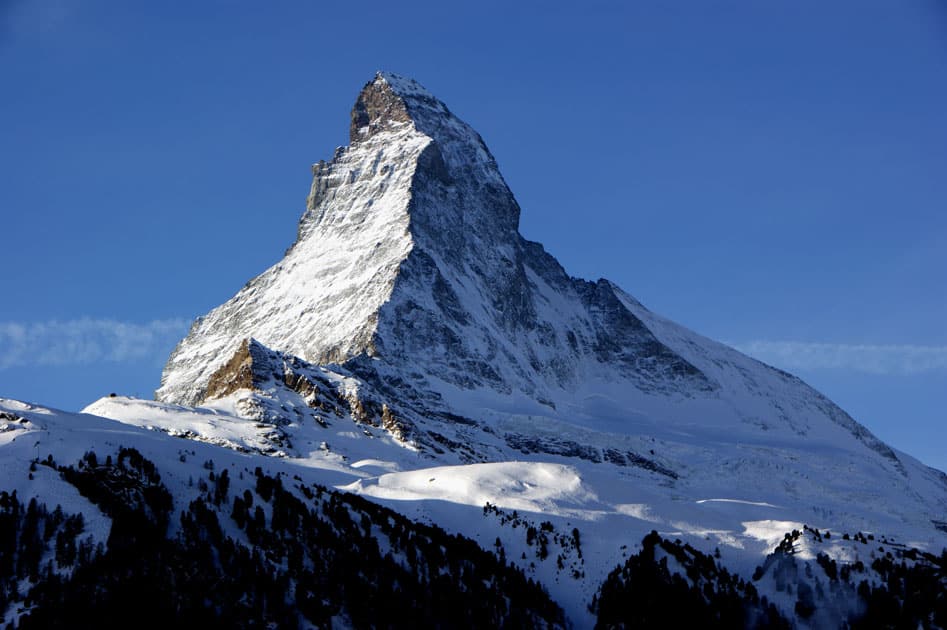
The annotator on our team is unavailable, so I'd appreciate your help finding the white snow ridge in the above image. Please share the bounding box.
[3,73,946,628]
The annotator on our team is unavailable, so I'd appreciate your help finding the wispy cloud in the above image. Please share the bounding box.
[733,340,947,375]
[0,319,190,369]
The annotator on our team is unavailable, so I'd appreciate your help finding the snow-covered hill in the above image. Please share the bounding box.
[3,392,945,627]
[2,73,946,627]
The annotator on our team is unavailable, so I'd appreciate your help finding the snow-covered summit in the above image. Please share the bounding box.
[347,70,518,239]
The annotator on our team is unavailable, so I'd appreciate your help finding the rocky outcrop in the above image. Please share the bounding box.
[205,338,266,400]
[350,76,412,142]
[202,337,416,446]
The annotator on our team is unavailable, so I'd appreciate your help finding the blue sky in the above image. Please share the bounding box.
[1,1,945,471]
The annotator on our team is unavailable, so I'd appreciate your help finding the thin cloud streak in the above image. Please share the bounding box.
[0,319,190,369]
[734,340,947,375]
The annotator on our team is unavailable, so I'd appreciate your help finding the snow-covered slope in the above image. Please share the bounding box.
[5,395,946,627]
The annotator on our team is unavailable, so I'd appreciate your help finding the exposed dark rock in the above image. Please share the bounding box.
[204,338,260,400]
[350,74,412,143]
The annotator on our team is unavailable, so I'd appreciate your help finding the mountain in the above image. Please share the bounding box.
[2,73,945,627]
[156,72,712,411]
[155,71,945,532]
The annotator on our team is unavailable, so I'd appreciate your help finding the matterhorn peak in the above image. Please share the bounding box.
[145,76,947,601]
[157,72,541,406]
[156,74,911,491]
